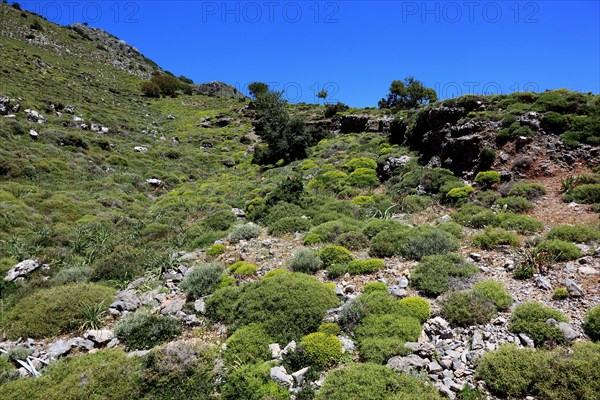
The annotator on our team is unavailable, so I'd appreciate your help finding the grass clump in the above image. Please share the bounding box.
[472,227,520,249]
[507,182,546,199]
[474,170,501,187]
[287,247,322,274]
[412,254,479,297]
[228,261,258,277]
[205,243,226,257]
[494,196,533,212]
[396,296,431,323]
[552,287,570,300]
[535,239,582,261]
[508,302,568,347]
[114,310,182,350]
[499,213,543,233]
[355,314,421,363]
[181,263,224,300]
[2,283,115,339]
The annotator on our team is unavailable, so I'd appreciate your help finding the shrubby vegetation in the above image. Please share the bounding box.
[508,302,568,346]
[114,310,182,350]
[412,254,479,296]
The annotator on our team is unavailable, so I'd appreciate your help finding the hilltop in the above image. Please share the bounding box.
[0,3,599,400]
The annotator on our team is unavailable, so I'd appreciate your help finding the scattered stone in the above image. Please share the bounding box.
[269,343,281,359]
[146,178,163,187]
[84,330,114,345]
[534,276,552,291]
[4,260,47,282]
[134,146,148,152]
[281,341,296,356]
[291,367,309,387]
[519,333,535,348]
[388,286,407,298]
[127,350,150,357]
[270,366,293,388]
[46,340,71,359]
[160,295,186,315]
[194,298,206,314]
[565,278,584,298]
[470,253,482,262]
[29,129,38,138]
[387,354,428,371]
[427,360,443,373]
[578,266,598,276]
[397,276,409,288]
[231,208,245,217]
[338,335,355,353]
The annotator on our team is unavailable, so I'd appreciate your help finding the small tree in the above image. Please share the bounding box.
[248,82,269,99]
[141,81,161,98]
[379,76,438,110]
[317,89,328,104]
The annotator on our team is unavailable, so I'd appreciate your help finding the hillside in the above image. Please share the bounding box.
[1,3,600,400]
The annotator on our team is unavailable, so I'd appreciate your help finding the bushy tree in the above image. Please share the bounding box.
[248,82,269,99]
[378,76,438,110]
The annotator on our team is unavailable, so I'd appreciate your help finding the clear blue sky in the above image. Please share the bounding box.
[16,1,600,107]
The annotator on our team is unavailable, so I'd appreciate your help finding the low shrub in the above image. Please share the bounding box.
[335,231,370,250]
[508,302,568,346]
[221,362,290,400]
[349,168,379,188]
[369,227,459,260]
[228,223,261,243]
[2,283,115,339]
[343,157,377,172]
[412,254,479,297]
[268,217,311,236]
[357,337,412,364]
[396,296,431,323]
[362,219,408,239]
[355,314,421,363]
[446,185,474,202]
[316,363,442,400]
[499,213,543,233]
[471,281,512,310]
[474,171,501,187]
[535,239,581,261]
[547,225,600,243]
[287,247,322,274]
[495,196,533,212]
[584,305,600,341]
[440,291,497,327]
[363,281,387,294]
[327,258,384,278]
[114,310,181,350]
[205,243,226,257]
[552,287,569,300]
[224,324,273,366]
[318,322,341,336]
[507,182,547,199]
[472,227,520,249]
[400,195,431,212]
[437,221,464,238]
[298,332,342,369]
[563,183,600,204]
[181,263,224,300]
[228,261,258,277]
[202,209,236,231]
[452,204,501,228]
[204,285,241,324]
[308,218,362,243]
[319,245,353,266]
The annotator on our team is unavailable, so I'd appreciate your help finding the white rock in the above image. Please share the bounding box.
[84,329,114,344]
[134,146,148,152]
[4,260,44,282]
[270,366,293,388]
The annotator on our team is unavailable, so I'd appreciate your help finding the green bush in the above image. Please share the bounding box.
[308,170,349,194]
[202,209,236,231]
[181,263,224,300]
[308,219,362,243]
[319,245,353,266]
[472,227,520,249]
[142,340,217,399]
[287,247,323,274]
[221,362,290,400]
[474,171,501,187]
[437,221,464,238]
[363,281,388,294]
[327,258,385,278]
[440,291,497,327]
[535,239,581,261]
[0,350,143,400]
[369,226,459,260]
[205,243,226,257]
[268,216,311,236]
[471,281,512,310]
[316,363,442,400]
[355,314,421,363]
[508,182,547,199]
[224,324,273,366]
[547,225,600,243]
[349,168,379,187]
[335,231,370,250]
[228,261,258,277]
[452,204,500,228]
[584,305,600,341]
[552,287,569,300]
[114,310,182,350]
[90,245,146,282]
[298,332,342,369]
[564,184,600,204]
[509,302,568,346]
[228,223,261,242]
[446,185,474,202]
[362,219,408,239]
[262,202,303,225]
[396,296,431,323]
[2,283,115,339]
[357,337,412,364]
[495,196,533,212]
[215,272,339,342]
[318,322,341,336]
[343,157,378,172]
[412,254,479,297]
[499,213,544,233]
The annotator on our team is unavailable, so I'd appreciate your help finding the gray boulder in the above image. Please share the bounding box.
[387,354,428,371]
[270,366,293,388]
[4,260,46,282]
[84,329,114,345]
[565,278,584,298]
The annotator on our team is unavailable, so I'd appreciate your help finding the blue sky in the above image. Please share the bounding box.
[16,1,600,107]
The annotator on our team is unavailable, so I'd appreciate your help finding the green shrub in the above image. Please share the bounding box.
[446,185,475,202]
[343,157,377,172]
[476,344,553,398]
[412,254,479,297]
[335,231,370,250]
[205,285,241,324]
[114,310,181,350]
[564,184,600,204]
[400,194,431,212]
[396,297,431,323]
[357,337,412,364]
[224,324,273,366]
[547,225,600,243]
[90,245,145,282]
[318,322,341,336]
[316,363,442,400]
[349,168,379,187]
[298,332,342,369]
[355,314,421,363]
[303,234,322,245]
[584,305,600,341]
[205,243,226,257]
[471,281,512,310]
[142,340,216,399]
[268,216,311,236]
[474,190,502,207]
[2,283,115,339]
[262,202,303,225]
[228,223,261,242]
[264,269,288,279]
[499,213,544,233]
[0,350,143,400]
[509,302,568,346]
[474,171,501,187]
[308,219,362,243]
[437,221,464,238]
[508,182,547,199]
[181,263,224,300]
[221,362,290,400]
[370,226,459,260]
[495,196,533,212]
[319,245,353,266]
[327,258,384,278]
[552,287,569,300]
[228,261,258,277]
[219,272,339,342]
[0,355,19,385]
[452,204,500,228]
[362,219,408,239]
[472,227,520,249]
[363,282,387,294]
[202,209,236,231]
[287,247,322,274]
[535,239,581,261]
[440,291,497,327]
[308,170,348,194]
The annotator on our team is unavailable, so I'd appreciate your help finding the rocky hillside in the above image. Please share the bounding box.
[1,3,600,400]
